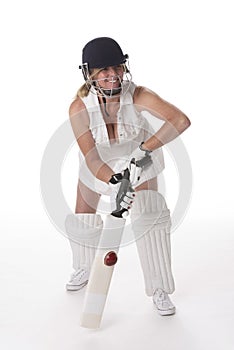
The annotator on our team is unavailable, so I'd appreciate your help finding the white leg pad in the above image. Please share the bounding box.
[131,190,175,296]
[65,214,103,272]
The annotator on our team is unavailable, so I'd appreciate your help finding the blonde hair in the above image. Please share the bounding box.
[75,68,103,98]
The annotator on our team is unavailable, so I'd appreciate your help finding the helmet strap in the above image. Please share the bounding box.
[102,96,110,117]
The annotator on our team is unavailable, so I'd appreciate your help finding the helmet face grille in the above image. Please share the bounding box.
[83,63,132,99]
[82,37,128,69]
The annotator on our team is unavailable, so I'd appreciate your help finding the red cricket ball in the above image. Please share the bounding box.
[104,251,118,266]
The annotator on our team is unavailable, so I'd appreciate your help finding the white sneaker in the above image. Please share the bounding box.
[66,268,89,291]
[153,289,176,316]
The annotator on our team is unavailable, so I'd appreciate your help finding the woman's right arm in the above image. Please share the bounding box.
[69,97,115,184]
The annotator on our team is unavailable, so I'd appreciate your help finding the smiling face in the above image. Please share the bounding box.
[93,65,124,90]
[83,63,131,98]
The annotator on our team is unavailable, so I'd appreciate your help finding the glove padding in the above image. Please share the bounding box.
[129,161,142,187]
[129,143,152,186]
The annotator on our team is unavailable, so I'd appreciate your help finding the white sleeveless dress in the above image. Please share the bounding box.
[78,81,165,195]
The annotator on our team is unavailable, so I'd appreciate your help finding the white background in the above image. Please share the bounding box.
[0,0,234,349]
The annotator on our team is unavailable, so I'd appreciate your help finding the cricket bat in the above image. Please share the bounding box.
[80,168,131,329]
[80,154,152,329]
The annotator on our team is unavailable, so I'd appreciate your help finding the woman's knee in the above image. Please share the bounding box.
[75,181,101,213]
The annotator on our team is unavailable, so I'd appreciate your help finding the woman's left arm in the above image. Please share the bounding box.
[133,86,191,151]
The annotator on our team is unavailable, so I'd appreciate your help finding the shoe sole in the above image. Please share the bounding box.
[156,307,176,316]
[66,280,88,291]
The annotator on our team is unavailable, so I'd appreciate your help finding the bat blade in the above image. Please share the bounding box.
[80,215,126,329]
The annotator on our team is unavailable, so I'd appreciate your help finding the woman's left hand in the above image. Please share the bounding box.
[129,143,152,186]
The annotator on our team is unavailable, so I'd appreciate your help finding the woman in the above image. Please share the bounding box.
[65,37,191,316]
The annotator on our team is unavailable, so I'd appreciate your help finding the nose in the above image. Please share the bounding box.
[107,67,118,75]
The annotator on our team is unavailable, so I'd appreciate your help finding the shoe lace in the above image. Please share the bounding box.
[156,289,165,301]
[71,268,86,279]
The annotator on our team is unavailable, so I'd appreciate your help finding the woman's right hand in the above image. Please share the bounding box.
[108,172,135,214]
